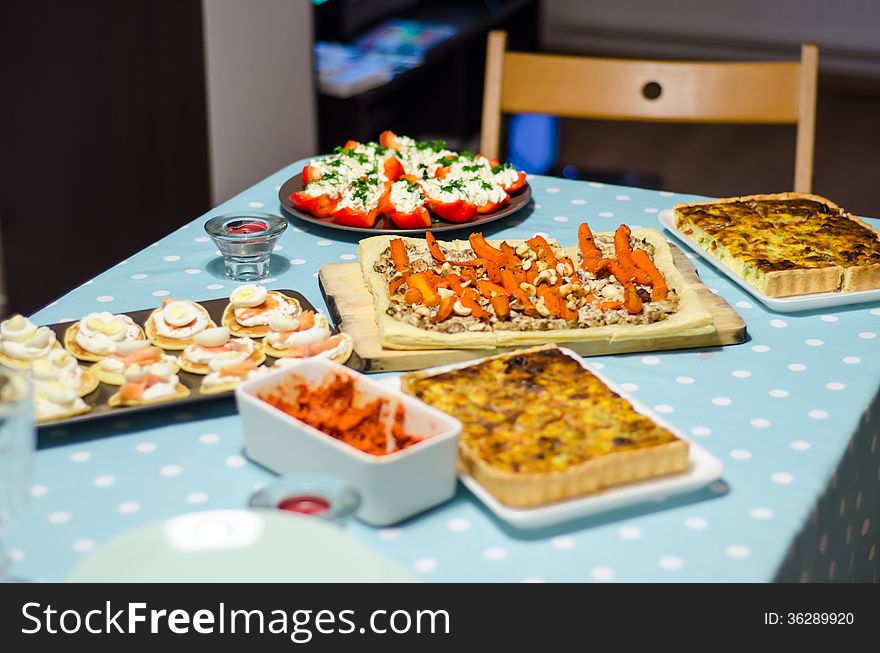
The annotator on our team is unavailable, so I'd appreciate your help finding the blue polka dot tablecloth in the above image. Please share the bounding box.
[8,161,880,583]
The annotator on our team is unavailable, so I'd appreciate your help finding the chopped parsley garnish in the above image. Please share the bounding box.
[405,179,421,193]
[414,139,447,152]
[491,162,514,174]
[459,151,476,160]
[350,177,378,203]
[440,178,464,193]
[480,181,492,190]
[462,164,483,172]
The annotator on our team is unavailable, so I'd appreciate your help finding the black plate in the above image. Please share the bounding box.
[278,175,532,235]
[37,290,364,429]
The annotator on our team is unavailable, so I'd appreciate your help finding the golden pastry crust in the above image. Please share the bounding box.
[77,367,100,396]
[221,291,302,338]
[144,303,216,351]
[674,192,880,297]
[107,383,190,407]
[359,229,713,351]
[37,402,91,424]
[401,345,689,507]
[178,343,266,375]
[62,321,147,362]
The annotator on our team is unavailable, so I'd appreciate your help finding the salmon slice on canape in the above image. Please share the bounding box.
[273,332,354,367]
[179,326,265,375]
[221,284,302,338]
[93,339,179,386]
[108,360,190,407]
[144,298,216,351]
[262,312,333,358]
[199,351,270,395]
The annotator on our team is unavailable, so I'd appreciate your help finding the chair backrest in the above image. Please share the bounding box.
[481,31,818,192]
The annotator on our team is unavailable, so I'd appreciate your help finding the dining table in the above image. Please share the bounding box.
[7,159,879,583]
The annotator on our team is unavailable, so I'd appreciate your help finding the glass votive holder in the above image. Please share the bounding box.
[249,474,361,527]
[204,212,287,282]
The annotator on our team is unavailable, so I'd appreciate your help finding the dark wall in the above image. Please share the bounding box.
[0,0,211,315]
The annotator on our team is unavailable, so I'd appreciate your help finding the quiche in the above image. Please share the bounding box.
[400,346,689,507]
[358,224,714,350]
[674,192,880,297]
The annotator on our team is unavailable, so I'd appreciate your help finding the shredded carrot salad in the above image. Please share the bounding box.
[257,372,423,456]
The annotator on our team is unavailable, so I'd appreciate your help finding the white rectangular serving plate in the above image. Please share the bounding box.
[380,347,723,530]
[659,209,880,313]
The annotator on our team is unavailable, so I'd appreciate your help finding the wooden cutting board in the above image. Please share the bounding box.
[319,244,746,372]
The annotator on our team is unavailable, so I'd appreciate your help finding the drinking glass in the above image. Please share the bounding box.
[204,212,287,281]
[0,367,34,581]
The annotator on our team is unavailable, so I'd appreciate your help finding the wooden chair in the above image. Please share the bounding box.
[481,31,818,193]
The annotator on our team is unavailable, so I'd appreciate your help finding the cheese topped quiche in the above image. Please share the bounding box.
[401,346,689,507]
[674,192,880,297]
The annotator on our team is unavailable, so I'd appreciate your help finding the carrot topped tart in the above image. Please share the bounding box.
[358,223,713,350]
[221,285,302,338]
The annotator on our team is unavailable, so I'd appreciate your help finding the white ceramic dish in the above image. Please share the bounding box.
[659,209,880,312]
[379,347,724,530]
[236,359,461,526]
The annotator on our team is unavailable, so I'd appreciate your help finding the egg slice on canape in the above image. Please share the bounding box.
[108,359,190,407]
[179,326,265,375]
[221,284,301,338]
[31,349,99,397]
[262,312,333,358]
[63,311,145,362]
[93,339,179,386]
[0,314,62,370]
[199,351,270,395]
[144,298,216,351]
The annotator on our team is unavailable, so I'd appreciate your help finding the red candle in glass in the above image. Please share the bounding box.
[276,495,332,516]
[225,220,269,235]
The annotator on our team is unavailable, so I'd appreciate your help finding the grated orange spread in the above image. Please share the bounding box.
[257,372,422,456]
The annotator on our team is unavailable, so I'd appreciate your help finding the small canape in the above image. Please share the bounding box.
[221,285,301,338]
[33,380,91,423]
[0,314,61,370]
[144,298,216,351]
[179,326,265,375]
[273,333,354,367]
[93,340,179,386]
[199,352,269,395]
[63,311,145,362]
[108,360,190,407]
[31,349,99,397]
[262,312,331,358]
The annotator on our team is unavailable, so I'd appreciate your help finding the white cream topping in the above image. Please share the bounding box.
[202,365,268,389]
[154,302,209,339]
[266,313,331,350]
[233,294,300,327]
[1,325,56,360]
[1,314,38,342]
[34,381,87,418]
[462,178,508,207]
[389,180,425,213]
[142,380,179,400]
[75,312,141,355]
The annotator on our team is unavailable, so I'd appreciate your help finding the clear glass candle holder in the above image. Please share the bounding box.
[204,212,287,282]
[249,474,361,527]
